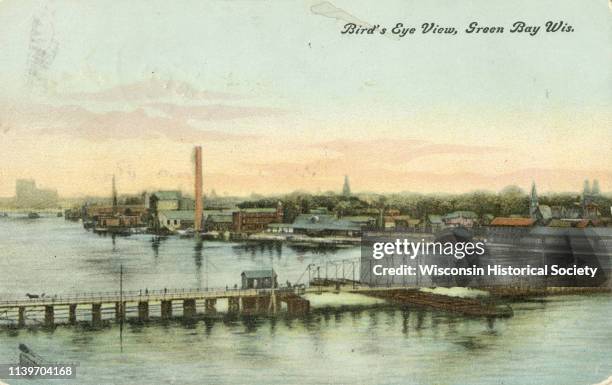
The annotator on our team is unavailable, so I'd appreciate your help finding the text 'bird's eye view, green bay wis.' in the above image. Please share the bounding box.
[0,1,611,384]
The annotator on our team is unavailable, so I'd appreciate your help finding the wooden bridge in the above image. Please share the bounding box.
[0,287,310,328]
[0,259,519,328]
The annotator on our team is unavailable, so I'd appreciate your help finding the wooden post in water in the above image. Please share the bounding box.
[228,297,240,313]
[69,304,77,324]
[44,305,54,326]
[138,302,149,321]
[18,307,25,327]
[183,299,196,318]
[204,299,216,314]
[92,303,102,325]
[161,300,173,319]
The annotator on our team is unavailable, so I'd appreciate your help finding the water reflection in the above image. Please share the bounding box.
[151,236,163,259]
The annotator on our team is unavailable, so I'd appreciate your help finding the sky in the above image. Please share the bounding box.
[0,0,610,197]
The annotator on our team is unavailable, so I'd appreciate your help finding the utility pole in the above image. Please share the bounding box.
[119,264,124,352]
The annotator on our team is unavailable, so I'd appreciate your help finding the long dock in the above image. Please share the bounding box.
[0,287,310,327]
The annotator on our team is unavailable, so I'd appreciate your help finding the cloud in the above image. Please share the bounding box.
[306,138,504,164]
[0,102,259,142]
[60,77,241,102]
[148,103,286,121]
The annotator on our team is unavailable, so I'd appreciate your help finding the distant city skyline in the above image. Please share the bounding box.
[1,0,610,197]
[3,176,609,201]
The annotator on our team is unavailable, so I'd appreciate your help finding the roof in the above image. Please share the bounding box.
[292,214,361,231]
[241,208,277,213]
[489,217,536,227]
[444,211,478,220]
[158,210,196,221]
[207,214,233,223]
[427,214,443,224]
[152,191,182,200]
[537,205,552,220]
[241,269,277,279]
[343,216,376,223]
[548,219,572,228]
[310,207,329,214]
[268,223,292,228]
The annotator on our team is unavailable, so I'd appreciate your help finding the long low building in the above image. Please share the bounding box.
[268,214,361,237]
[157,210,197,232]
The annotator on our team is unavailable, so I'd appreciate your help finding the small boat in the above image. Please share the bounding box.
[27,212,40,219]
[57,212,63,217]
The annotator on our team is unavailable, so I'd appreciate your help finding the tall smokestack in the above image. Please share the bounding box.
[112,174,118,214]
[194,146,203,233]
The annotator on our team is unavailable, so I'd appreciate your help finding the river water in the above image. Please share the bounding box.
[0,216,610,385]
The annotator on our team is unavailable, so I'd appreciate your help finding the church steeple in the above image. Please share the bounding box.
[529,181,538,218]
[342,175,351,197]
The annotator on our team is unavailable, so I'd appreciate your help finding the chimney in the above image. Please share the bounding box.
[194,146,203,232]
[112,175,118,214]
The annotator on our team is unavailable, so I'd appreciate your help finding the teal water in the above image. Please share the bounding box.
[0,216,610,385]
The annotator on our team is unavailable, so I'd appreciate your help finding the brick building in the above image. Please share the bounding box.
[232,203,283,233]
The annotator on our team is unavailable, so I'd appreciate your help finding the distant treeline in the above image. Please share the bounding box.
[238,186,612,223]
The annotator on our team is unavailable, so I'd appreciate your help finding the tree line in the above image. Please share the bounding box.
[237,186,611,223]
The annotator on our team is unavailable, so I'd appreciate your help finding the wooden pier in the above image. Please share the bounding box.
[0,287,310,328]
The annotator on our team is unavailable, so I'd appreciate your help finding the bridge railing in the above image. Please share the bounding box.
[0,285,304,307]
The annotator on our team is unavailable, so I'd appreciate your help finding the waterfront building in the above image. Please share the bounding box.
[241,270,278,289]
[392,216,421,232]
[547,219,573,228]
[232,203,283,233]
[426,214,445,232]
[533,204,553,225]
[14,179,58,208]
[204,212,234,232]
[157,210,198,232]
[309,207,330,215]
[290,214,361,237]
[149,191,183,212]
[342,215,377,230]
[443,211,478,227]
[84,205,147,227]
[266,223,294,233]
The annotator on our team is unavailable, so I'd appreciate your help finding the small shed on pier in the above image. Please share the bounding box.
[241,270,278,289]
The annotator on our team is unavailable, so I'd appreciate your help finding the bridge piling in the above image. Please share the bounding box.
[18,307,25,327]
[92,303,102,325]
[69,304,77,324]
[228,297,240,313]
[241,297,256,314]
[204,299,216,314]
[44,305,54,326]
[183,299,196,318]
[256,296,270,313]
[161,300,172,319]
[138,301,149,321]
[115,302,125,322]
